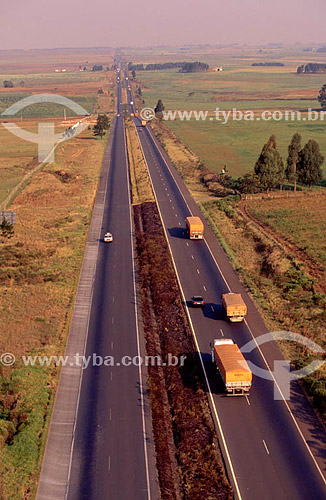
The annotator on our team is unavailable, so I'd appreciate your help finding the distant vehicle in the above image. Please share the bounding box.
[130,112,134,117]
[126,77,128,80]
[185,216,204,239]
[221,293,247,322]
[104,232,113,242]
[141,120,146,127]
[117,113,120,117]
[130,100,134,105]
[210,339,252,395]
[191,296,205,307]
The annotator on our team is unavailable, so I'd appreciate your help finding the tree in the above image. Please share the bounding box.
[318,84,326,110]
[93,114,109,139]
[286,133,301,192]
[3,80,14,88]
[154,99,165,120]
[297,140,324,189]
[154,99,165,114]
[254,135,284,192]
[131,70,136,79]
[0,219,14,239]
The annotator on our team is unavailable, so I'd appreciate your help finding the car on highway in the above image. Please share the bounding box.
[104,232,113,242]
[191,295,205,307]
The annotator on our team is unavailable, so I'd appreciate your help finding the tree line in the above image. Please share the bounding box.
[208,134,324,196]
[127,61,209,73]
[252,62,284,67]
[297,63,326,74]
[254,134,323,192]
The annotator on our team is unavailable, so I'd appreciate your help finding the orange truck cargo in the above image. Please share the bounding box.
[210,339,252,395]
[222,293,247,322]
[186,216,204,239]
[141,120,146,126]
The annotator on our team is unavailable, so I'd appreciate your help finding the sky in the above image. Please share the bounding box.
[0,0,325,50]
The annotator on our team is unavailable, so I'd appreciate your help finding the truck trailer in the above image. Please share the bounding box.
[222,293,247,322]
[185,216,204,239]
[211,339,252,395]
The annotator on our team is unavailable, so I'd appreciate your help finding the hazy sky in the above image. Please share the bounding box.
[0,0,325,50]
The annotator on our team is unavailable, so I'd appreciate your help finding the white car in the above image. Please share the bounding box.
[104,232,113,242]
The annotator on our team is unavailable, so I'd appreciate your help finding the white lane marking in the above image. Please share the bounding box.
[211,305,215,312]
[108,456,111,471]
[124,120,152,500]
[263,440,270,455]
[186,242,189,246]
[136,119,242,500]
[144,124,326,488]
[245,395,251,406]
[196,269,200,274]
[191,255,194,260]
[178,222,181,226]
[111,341,114,350]
[175,214,178,217]
[220,328,224,337]
[112,296,115,303]
[110,371,113,381]
[172,206,174,209]
[109,408,112,421]
[65,115,116,497]
[203,285,207,291]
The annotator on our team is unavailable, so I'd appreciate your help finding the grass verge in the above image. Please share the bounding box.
[0,124,109,499]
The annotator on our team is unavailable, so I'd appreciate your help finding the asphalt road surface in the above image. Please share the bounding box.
[125,78,326,500]
[67,80,153,500]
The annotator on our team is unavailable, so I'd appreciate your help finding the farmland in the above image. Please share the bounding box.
[130,46,326,177]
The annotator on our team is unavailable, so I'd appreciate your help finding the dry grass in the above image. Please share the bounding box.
[125,118,154,204]
[150,119,213,202]
[0,125,108,499]
[202,197,326,420]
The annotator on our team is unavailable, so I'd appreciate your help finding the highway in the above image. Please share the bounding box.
[125,78,326,499]
[66,79,154,499]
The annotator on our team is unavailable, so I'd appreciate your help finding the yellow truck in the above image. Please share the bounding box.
[141,120,147,127]
[222,293,247,322]
[211,339,252,395]
[185,216,204,240]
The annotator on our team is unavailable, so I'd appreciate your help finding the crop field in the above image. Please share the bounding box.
[132,47,326,177]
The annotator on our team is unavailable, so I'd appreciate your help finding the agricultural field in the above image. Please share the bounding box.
[0,50,116,206]
[130,46,326,177]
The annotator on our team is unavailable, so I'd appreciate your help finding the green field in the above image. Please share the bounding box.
[135,54,326,177]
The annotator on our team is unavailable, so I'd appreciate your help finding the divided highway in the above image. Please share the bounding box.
[66,81,154,499]
[125,78,326,500]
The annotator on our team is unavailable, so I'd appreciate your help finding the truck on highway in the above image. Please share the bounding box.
[141,120,146,127]
[222,292,247,322]
[210,339,252,395]
[185,216,204,239]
